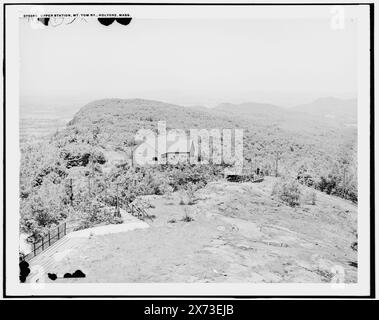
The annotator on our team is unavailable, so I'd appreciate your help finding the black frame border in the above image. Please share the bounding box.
[2,1,375,299]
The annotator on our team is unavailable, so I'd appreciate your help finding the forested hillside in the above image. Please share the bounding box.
[291,97,357,123]
[19,98,357,242]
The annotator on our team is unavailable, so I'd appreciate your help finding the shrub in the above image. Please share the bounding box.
[75,198,123,230]
[159,183,174,195]
[178,182,201,205]
[181,215,194,222]
[20,181,73,242]
[317,173,357,203]
[181,207,194,222]
[318,174,338,195]
[164,164,223,191]
[132,197,154,211]
[345,186,358,203]
[272,179,302,207]
[185,183,198,205]
[297,168,315,187]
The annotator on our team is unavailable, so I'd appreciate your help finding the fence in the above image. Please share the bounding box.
[20,175,159,263]
[20,219,80,263]
[20,199,151,263]
[119,198,153,221]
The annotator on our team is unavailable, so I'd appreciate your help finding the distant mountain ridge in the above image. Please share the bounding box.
[215,102,285,115]
[215,97,356,118]
[291,97,357,122]
[213,97,357,130]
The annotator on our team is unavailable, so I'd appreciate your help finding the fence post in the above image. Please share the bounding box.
[42,237,44,251]
[116,183,120,217]
[70,178,73,206]
[49,231,51,246]
[33,242,36,257]
[58,226,60,240]
[64,222,67,235]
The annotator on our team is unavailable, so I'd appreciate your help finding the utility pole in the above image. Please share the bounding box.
[104,180,108,203]
[343,165,346,198]
[275,151,280,177]
[69,178,73,206]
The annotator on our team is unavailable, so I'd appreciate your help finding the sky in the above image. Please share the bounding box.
[20,17,357,108]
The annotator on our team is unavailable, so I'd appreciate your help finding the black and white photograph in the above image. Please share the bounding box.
[2,2,374,298]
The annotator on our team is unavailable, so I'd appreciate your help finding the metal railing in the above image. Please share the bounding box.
[20,219,80,263]
[119,199,154,221]
[20,195,153,263]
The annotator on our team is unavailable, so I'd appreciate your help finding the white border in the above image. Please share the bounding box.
[4,3,372,297]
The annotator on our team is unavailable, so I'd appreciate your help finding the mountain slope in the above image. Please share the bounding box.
[291,97,357,123]
[51,98,356,179]
[67,98,235,148]
[216,102,285,117]
[19,98,358,243]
